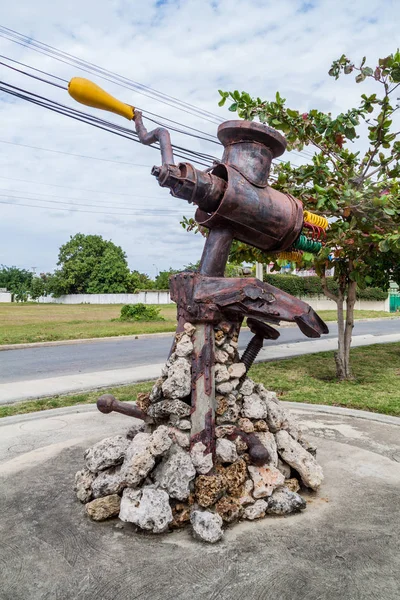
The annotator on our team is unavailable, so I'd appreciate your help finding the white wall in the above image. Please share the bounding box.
[0,292,12,303]
[34,292,389,311]
[300,295,390,313]
[36,291,172,305]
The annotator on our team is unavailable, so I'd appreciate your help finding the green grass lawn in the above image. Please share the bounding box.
[1,343,399,418]
[0,302,396,346]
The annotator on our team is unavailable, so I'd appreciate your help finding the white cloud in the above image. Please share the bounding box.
[0,0,399,278]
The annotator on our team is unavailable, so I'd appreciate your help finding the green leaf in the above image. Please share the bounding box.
[355,73,366,83]
[218,97,226,107]
[383,207,395,215]
[228,103,238,112]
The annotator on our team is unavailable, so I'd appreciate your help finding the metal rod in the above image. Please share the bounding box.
[199,228,233,277]
[134,110,174,165]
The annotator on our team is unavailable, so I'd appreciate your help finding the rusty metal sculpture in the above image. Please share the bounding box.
[68,78,329,466]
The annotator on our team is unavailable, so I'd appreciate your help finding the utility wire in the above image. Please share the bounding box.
[0,175,167,200]
[0,79,217,166]
[0,198,188,217]
[0,26,223,124]
[0,187,184,212]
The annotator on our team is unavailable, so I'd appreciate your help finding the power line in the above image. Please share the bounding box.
[0,139,151,167]
[0,188,182,211]
[0,175,167,200]
[0,25,223,124]
[0,196,191,217]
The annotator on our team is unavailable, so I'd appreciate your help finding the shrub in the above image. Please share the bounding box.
[264,274,388,300]
[119,303,165,322]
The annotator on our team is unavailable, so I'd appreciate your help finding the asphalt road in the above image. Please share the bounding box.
[1,318,399,384]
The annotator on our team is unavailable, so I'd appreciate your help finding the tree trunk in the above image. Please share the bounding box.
[320,271,354,381]
[333,289,348,380]
[343,280,357,380]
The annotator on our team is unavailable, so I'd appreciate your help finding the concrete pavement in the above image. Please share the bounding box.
[1,403,399,599]
[2,330,400,405]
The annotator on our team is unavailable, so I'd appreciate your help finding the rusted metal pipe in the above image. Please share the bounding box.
[97,394,147,420]
[133,110,174,165]
[228,429,270,466]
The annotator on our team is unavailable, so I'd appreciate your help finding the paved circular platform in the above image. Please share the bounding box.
[1,403,399,600]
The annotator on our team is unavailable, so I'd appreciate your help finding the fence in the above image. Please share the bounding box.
[34,292,390,312]
[36,291,172,305]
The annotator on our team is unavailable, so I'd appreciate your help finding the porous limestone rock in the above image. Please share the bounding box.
[275,430,324,490]
[215,349,229,364]
[215,424,236,438]
[266,487,306,515]
[214,331,226,347]
[85,494,121,521]
[281,413,301,441]
[215,364,230,383]
[241,394,267,420]
[183,322,196,336]
[223,459,247,496]
[190,442,214,474]
[235,436,248,453]
[126,420,146,440]
[136,392,151,413]
[238,418,254,433]
[238,479,255,505]
[284,478,300,493]
[248,465,285,498]
[167,427,190,449]
[121,433,155,487]
[277,458,291,479]
[75,469,95,503]
[258,391,286,432]
[228,363,246,379]
[216,438,238,464]
[148,425,172,457]
[254,420,268,432]
[154,447,196,500]
[222,343,235,357]
[176,419,191,430]
[239,379,255,396]
[195,474,226,507]
[175,334,194,357]
[255,432,278,467]
[215,495,242,523]
[243,499,268,520]
[148,399,191,420]
[171,503,191,529]
[215,394,240,424]
[216,380,234,395]
[162,358,191,399]
[190,510,223,543]
[92,466,125,498]
[298,436,317,457]
[149,378,164,403]
[84,435,129,473]
[119,486,173,533]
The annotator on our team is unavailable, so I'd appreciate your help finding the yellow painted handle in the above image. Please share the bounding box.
[68,77,135,120]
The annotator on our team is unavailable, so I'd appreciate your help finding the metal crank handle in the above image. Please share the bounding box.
[97,394,147,420]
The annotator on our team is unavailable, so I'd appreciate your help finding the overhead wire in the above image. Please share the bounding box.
[0,25,223,124]
[0,197,189,217]
[0,51,310,165]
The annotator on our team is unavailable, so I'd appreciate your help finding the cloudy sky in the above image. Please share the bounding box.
[0,0,399,279]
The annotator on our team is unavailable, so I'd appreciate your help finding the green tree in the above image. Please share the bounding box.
[154,268,180,290]
[51,233,132,295]
[0,265,33,300]
[217,50,400,380]
[129,270,154,292]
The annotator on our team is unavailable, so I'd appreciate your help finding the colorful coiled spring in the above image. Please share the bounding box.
[303,211,328,230]
[293,234,322,253]
[276,251,304,263]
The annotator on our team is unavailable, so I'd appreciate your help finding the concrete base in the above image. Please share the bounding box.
[1,404,399,599]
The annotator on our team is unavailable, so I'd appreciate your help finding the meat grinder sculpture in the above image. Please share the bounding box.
[70,79,329,539]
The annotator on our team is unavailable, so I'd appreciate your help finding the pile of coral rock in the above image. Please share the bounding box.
[75,322,324,543]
